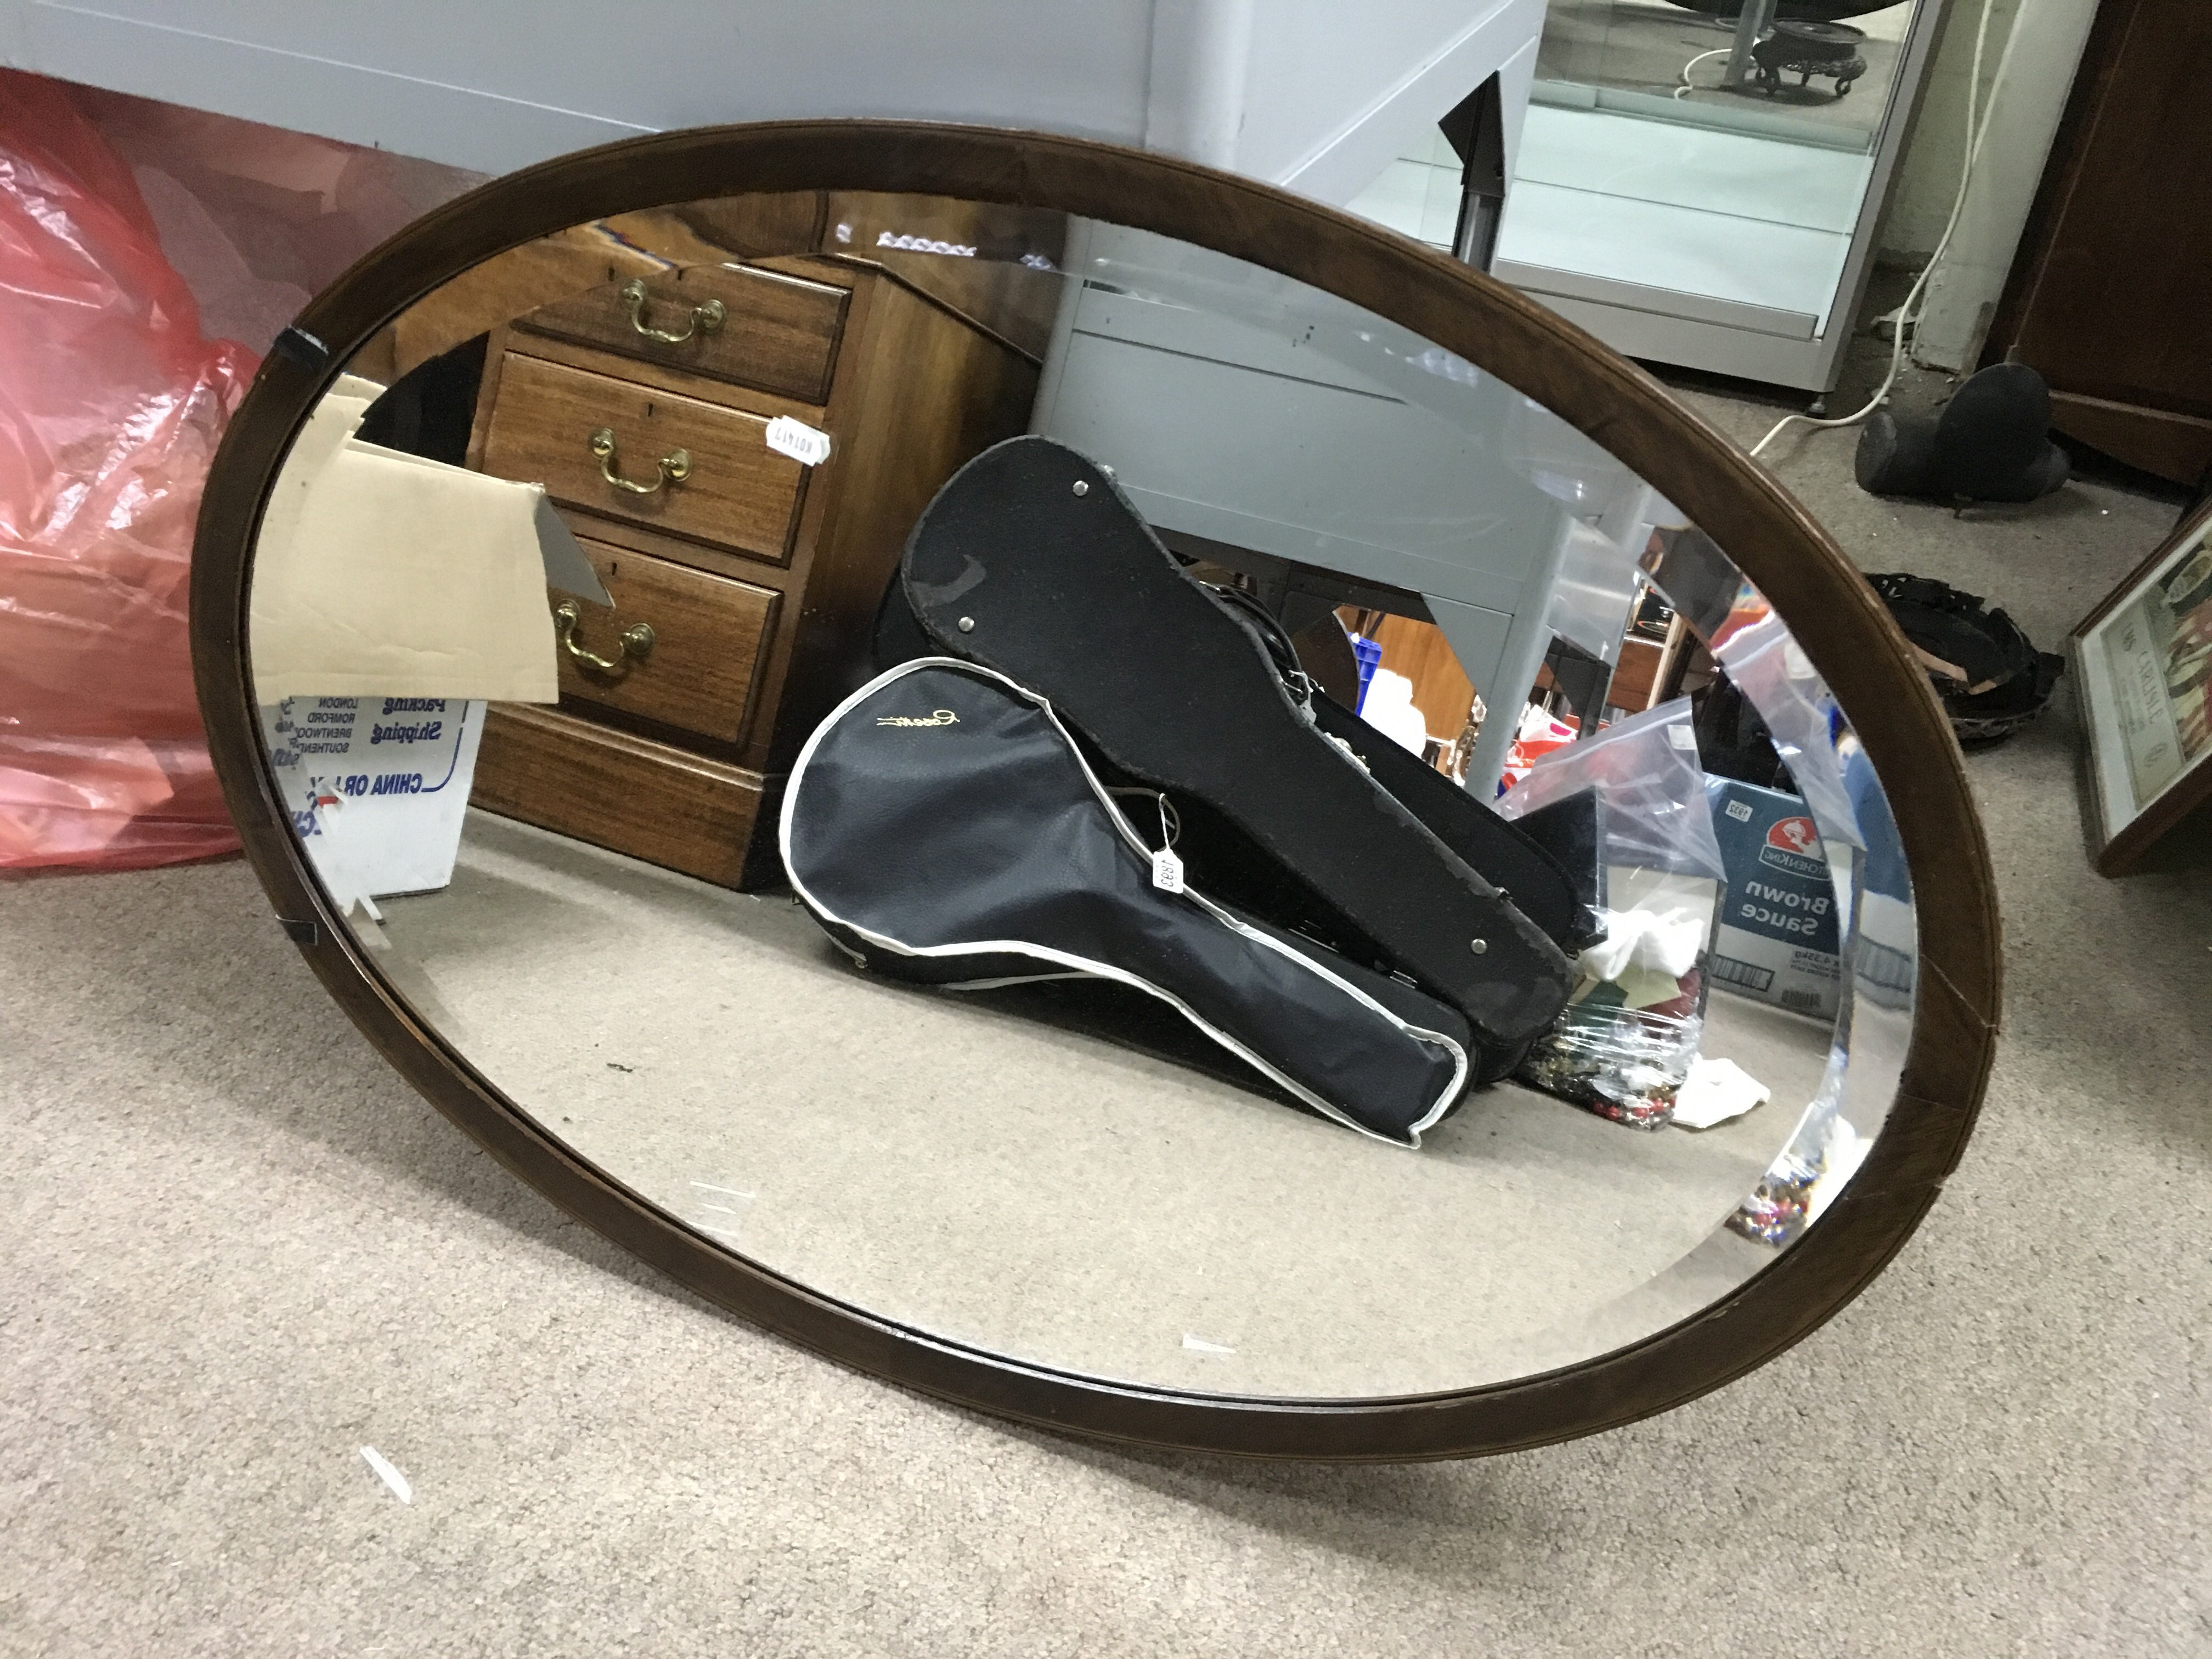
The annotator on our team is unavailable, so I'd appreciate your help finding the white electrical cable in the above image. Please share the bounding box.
[1748,0,2003,459]
[1675,47,1733,100]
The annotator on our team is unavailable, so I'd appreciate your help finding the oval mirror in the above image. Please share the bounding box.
[191,123,1998,1458]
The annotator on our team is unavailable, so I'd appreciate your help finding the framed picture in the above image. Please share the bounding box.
[2072,495,2212,874]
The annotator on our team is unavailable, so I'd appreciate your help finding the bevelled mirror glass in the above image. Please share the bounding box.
[193,126,1996,1458]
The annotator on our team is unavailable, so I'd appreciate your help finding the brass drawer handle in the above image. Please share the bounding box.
[589,426,691,495]
[554,600,655,674]
[620,278,726,345]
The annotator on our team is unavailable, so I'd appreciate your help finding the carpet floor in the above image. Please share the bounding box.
[1,341,2206,1655]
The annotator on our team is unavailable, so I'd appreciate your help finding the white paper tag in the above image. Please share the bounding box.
[764,415,833,467]
[1668,723,1698,749]
[1151,848,1185,894]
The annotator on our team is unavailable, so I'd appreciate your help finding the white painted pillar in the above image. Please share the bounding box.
[1910,0,2099,371]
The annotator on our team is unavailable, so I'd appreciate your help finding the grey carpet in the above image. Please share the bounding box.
[3,358,2208,1655]
[361,807,1818,1399]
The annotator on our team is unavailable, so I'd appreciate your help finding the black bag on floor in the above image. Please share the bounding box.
[1867,572,2063,745]
[781,658,1475,1146]
[874,436,1586,1069]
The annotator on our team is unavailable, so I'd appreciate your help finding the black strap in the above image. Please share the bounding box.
[1201,583,1317,710]
[1868,571,2063,737]
[1866,572,1963,613]
[1869,572,2040,690]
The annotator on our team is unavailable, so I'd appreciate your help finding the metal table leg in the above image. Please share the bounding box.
[1443,73,1507,272]
[1723,0,1781,88]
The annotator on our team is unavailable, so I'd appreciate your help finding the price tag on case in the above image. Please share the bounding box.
[764,415,833,467]
[1152,847,1186,894]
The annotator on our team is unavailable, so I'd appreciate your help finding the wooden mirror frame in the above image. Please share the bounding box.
[190,122,2000,1461]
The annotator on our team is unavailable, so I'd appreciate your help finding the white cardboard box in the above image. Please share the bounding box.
[259,695,487,905]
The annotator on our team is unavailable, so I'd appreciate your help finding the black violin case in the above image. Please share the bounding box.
[783,436,1603,1144]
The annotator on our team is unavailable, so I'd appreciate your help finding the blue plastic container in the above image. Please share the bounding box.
[1351,635,1383,713]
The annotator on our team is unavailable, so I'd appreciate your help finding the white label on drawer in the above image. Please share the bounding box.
[765,416,833,467]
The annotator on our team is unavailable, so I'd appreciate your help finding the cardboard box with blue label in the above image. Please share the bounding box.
[1704,776,1844,1021]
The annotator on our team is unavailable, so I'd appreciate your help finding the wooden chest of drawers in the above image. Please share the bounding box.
[462,253,1040,888]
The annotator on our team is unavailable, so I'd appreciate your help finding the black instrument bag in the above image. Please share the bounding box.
[780,657,1475,1146]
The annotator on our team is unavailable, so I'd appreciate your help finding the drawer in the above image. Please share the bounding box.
[514,263,848,403]
[471,703,770,889]
[483,353,811,561]
[552,535,780,744]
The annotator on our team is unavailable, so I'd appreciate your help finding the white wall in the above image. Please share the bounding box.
[0,0,1542,208]
[1874,0,2100,371]
[1910,0,2100,369]
[1881,0,2023,258]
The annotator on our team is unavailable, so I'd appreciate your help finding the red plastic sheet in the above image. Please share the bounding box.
[0,71,258,869]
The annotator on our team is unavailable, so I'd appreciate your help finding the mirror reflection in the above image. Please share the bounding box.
[1344,0,1939,388]
[246,191,1913,1397]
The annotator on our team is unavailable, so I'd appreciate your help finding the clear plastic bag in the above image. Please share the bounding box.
[1496,702,1578,795]
[1499,699,1725,1127]
[1709,609,1863,851]
[1500,697,1726,880]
